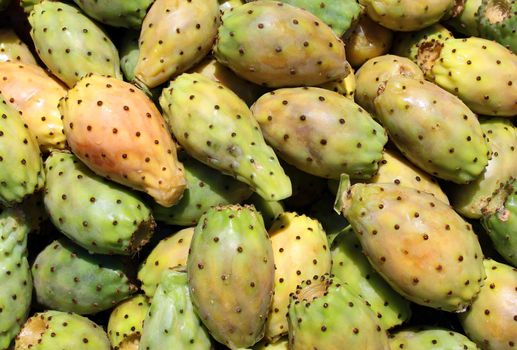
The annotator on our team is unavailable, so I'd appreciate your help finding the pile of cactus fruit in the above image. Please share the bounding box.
[0,0,517,349]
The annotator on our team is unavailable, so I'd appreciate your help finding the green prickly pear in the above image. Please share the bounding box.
[119,30,140,82]
[0,29,37,65]
[219,0,244,13]
[245,193,285,229]
[447,0,482,36]
[108,294,149,350]
[388,327,479,349]
[478,0,517,54]
[72,0,153,29]
[392,24,454,62]
[28,1,122,88]
[160,73,291,201]
[187,205,274,349]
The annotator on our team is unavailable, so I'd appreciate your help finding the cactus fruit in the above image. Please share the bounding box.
[251,87,387,180]
[139,269,213,350]
[449,118,517,219]
[138,227,194,297]
[160,73,291,201]
[319,61,356,100]
[0,29,37,65]
[60,74,186,207]
[459,259,517,350]
[44,151,155,255]
[187,205,274,349]
[392,24,454,62]
[335,177,486,312]
[374,76,489,184]
[28,1,122,88]
[416,37,517,116]
[133,0,219,90]
[265,212,332,342]
[0,96,45,207]
[478,0,517,53]
[119,30,140,82]
[447,0,482,36]
[245,193,285,229]
[0,62,67,152]
[331,227,412,330]
[72,0,153,29]
[288,274,390,350]
[32,239,137,314]
[254,338,288,349]
[219,0,244,13]
[355,55,424,114]
[0,209,32,349]
[213,1,348,88]
[108,294,149,350]
[15,311,111,350]
[388,327,479,349]
[153,157,253,226]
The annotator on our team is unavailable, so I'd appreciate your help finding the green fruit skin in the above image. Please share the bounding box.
[160,73,292,201]
[0,97,45,207]
[447,0,482,36]
[32,239,137,314]
[0,209,32,349]
[187,205,275,349]
[153,157,253,226]
[72,0,153,29]
[139,270,213,350]
[119,30,140,82]
[478,0,517,54]
[373,76,489,184]
[389,327,479,349]
[44,151,155,255]
[28,1,122,87]
[251,87,387,180]
[244,193,285,229]
[108,294,149,350]
[392,24,454,62]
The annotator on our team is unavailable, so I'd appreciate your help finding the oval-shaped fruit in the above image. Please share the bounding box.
[72,0,153,29]
[389,327,479,349]
[0,29,37,64]
[107,294,149,350]
[392,24,454,62]
[478,0,517,53]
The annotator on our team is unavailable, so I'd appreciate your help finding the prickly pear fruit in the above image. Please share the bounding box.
[138,227,194,297]
[213,1,348,87]
[449,118,517,219]
[0,62,66,152]
[331,227,412,330]
[319,61,356,100]
[160,73,291,201]
[459,259,517,350]
[60,74,186,207]
[288,274,390,350]
[28,1,122,87]
[355,55,424,114]
[108,294,149,350]
[336,177,486,312]
[245,193,285,229]
[0,209,32,349]
[0,29,37,65]
[478,0,517,54]
[133,0,219,90]
[187,205,274,349]
[0,96,44,206]
[153,157,253,226]
[416,37,517,116]
[119,30,140,82]
[140,269,213,350]
[254,338,288,349]
[219,0,244,13]
[265,212,331,342]
[20,0,42,13]
[32,239,137,314]
[389,327,479,349]
[374,76,488,184]
[72,0,153,29]
[15,311,111,350]
[447,0,482,36]
[251,87,387,180]
[392,24,454,62]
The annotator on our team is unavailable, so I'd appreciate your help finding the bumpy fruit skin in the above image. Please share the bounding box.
[331,227,412,330]
[0,209,32,349]
[108,294,149,350]
[265,212,331,342]
[0,96,45,206]
[187,205,275,349]
[0,29,37,65]
[389,327,479,349]
[359,0,455,31]
[32,239,137,314]
[251,87,387,180]
[28,1,122,88]
[336,178,486,312]
[447,0,482,36]
[44,151,155,255]
[133,0,219,89]
[478,0,517,54]
[355,55,424,114]
[160,73,291,201]
[15,311,111,350]
[72,0,153,29]
[119,30,140,82]
[245,193,285,228]
[214,1,348,87]
[288,275,390,350]
[138,227,194,297]
[319,61,356,100]
[139,270,213,350]
[450,118,517,219]
[459,259,517,350]
[153,157,253,226]
[417,37,517,116]
[60,74,186,207]
[374,76,488,184]
[392,24,454,62]
[0,62,66,152]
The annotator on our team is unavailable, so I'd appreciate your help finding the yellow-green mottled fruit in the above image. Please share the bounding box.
[0,29,37,65]
[392,24,454,62]
[447,0,482,36]
[389,327,479,349]
[72,0,153,29]
[319,61,356,100]
[245,193,285,229]
[108,295,149,350]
